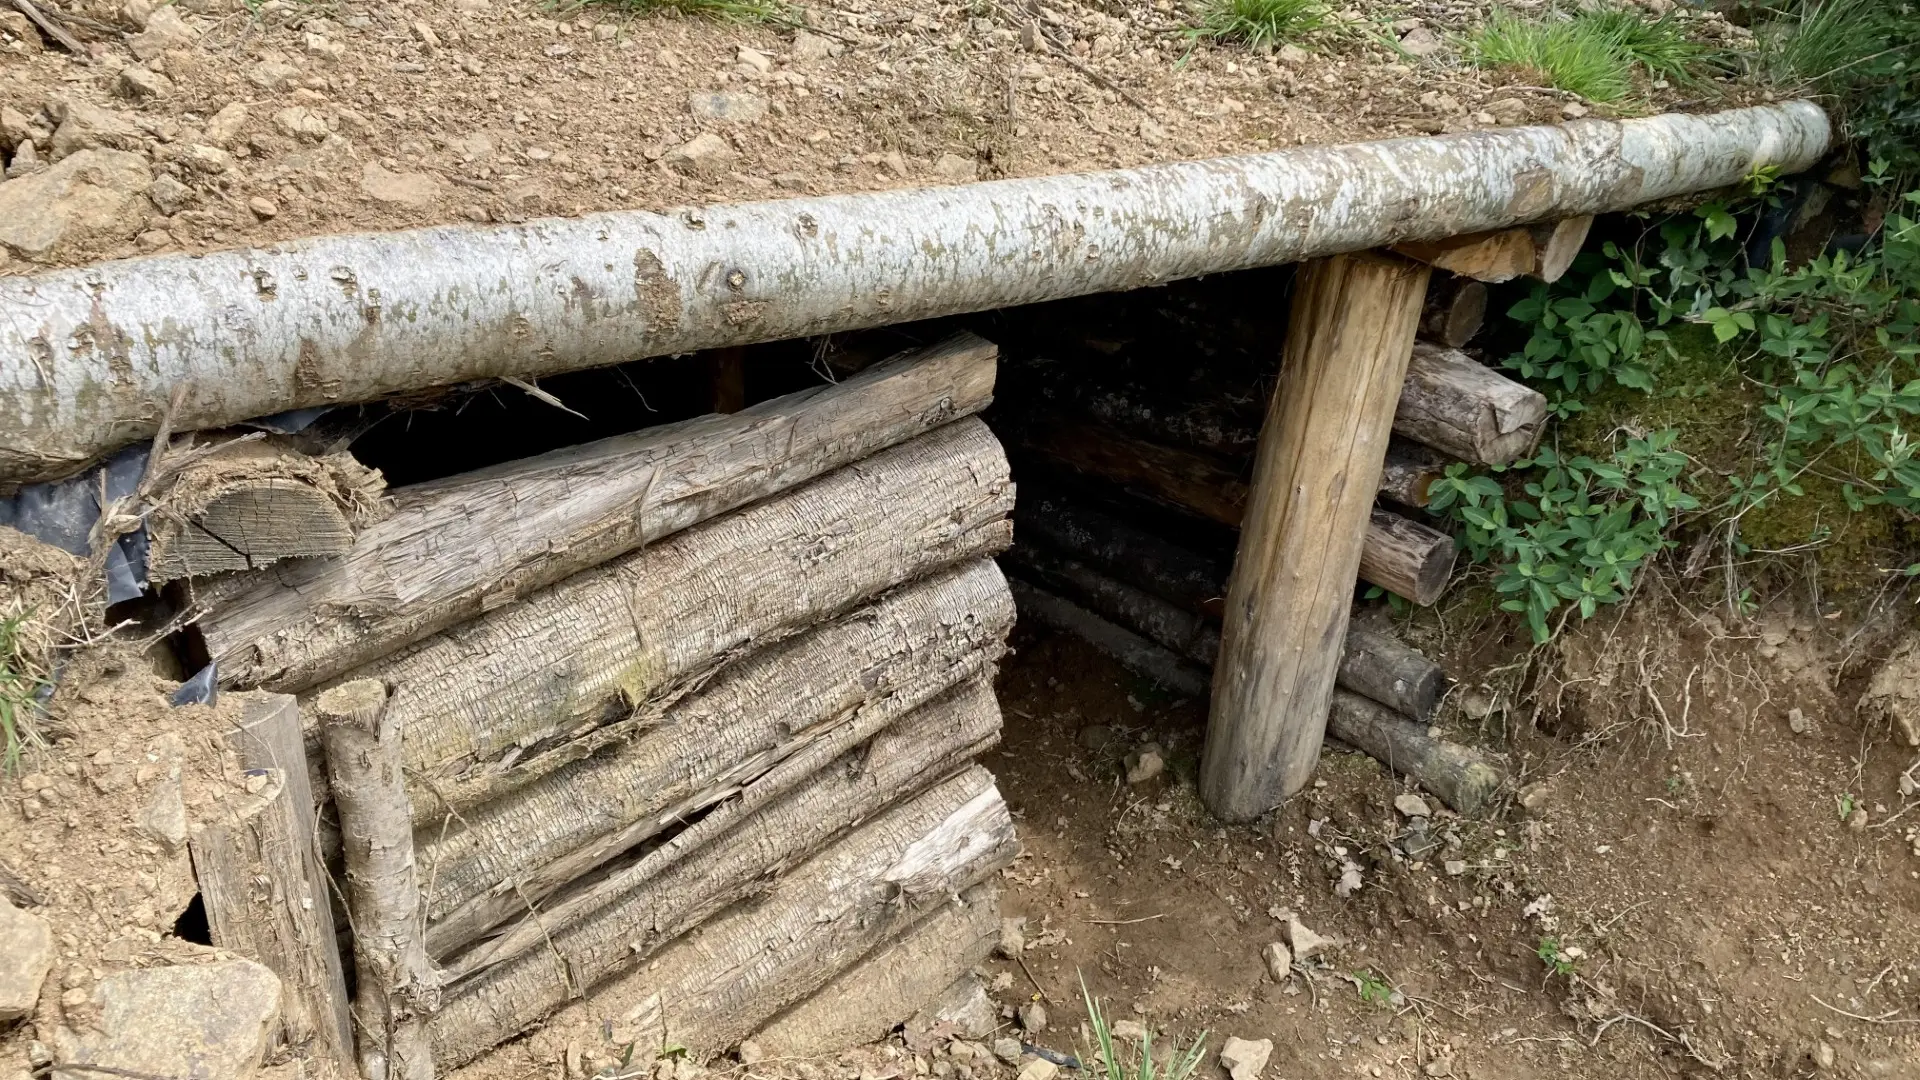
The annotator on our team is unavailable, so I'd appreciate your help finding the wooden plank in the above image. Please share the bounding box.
[188,693,354,1078]
[1202,251,1430,822]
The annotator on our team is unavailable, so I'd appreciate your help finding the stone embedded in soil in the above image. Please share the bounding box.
[1016,1001,1047,1033]
[1399,27,1444,58]
[1393,793,1432,819]
[0,148,152,261]
[204,103,249,147]
[147,173,191,215]
[736,1040,764,1065]
[906,974,996,1041]
[128,6,198,60]
[138,775,188,852]
[361,162,442,207]
[1788,707,1811,734]
[662,132,737,176]
[272,107,330,142]
[6,140,40,179]
[1016,1060,1058,1080]
[1283,917,1336,960]
[116,66,173,101]
[1124,744,1164,785]
[1262,941,1291,982]
[688,91,767,125]
[791,30,839,63]
[932,153,976,182]
[992,1038,1021,1066]
[1077,725,1113,751]
[48,100,144,161]
[1515,781,1553,816]
[1109,1019,1147,1042]
[997,917,1025,957]
[54,961,281,1080]
[0,898,52,1022]
[1219,1036,1272,1080]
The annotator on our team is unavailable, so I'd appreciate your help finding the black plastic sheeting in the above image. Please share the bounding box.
[0,446,151,604]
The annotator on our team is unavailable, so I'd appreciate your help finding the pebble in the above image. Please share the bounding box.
[1812,1041,1836,1070]
[931,153,975,182]
[204,103,250,147]
[688,91,767,125]
[271,107,330,142]
[991,1038,1021,1067]
[737,1040,764,1066]
[1393,793,1432,819]
[1788,707,1811,734]
[6,139,39,178]
[1017,1001,1047,1033]
[1261,940,1291,982]
[1110,1019,1147,1041]
[792,30,839,63]
[127,6,197,60]
[997,917,1025,958]
[1443,859,1467,876]
[247,196,278,219]
[736,46,773,74]
[116,66,173,100]
[1219,1037,1272,1080]
[359,161,442,207]
[662,132,737,175]
[147,173,191,214]
[0,898,51,1021]
[1077,725,1114,751]
[1283,916,1336,960]
[1399,26,1444,58]
[1016,1062,1056,1080]
[1124,743,1164,785]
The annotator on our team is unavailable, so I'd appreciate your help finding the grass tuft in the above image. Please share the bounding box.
[1468,8,1634,102]
[590,0,786,21]
[0,612,47,776]
[1757,0,1891,89]
[1578,6,1712,85]
[1189,0,1330,50]
[1080,974,1210,1080]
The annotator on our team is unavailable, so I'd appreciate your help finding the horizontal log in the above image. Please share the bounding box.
[1393,228,1537,282]
[1005,539,1445,719]
[194,334,998,693]
[1011,421,1455,604]
[0,105,1828,483]
[1394,343,1547,466]
[148,441,387,583]
[1013,486,1231,617]
[1325,690,1507,813]
[1421,275,1489,348]
[1379,439,1451,509]
[1009,582,1484,802]
[301,418,1013,810]
[419,559,1015,956]
[751,885,1000,1057]
[431,744,1016,1064]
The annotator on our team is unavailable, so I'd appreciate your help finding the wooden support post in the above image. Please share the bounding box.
[709,346,747,414]
[1201,251,1430,822]
[189,693,355,1078]
[318,680,436,1080]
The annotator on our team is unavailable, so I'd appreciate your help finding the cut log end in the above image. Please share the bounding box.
[1363,509,1457,608]
[1420,276,1488,348]
[314,679,390,732]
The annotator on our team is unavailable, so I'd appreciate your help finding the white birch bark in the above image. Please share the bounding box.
[0,105,1828,483]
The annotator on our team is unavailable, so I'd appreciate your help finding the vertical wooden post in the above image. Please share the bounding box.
[190,693,356,1078]
[1200,251,1431,821]
[710,346,747,414]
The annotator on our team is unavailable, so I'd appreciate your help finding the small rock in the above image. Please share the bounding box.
[117,65,174,100]
[0,898,52,1022]
[119,0,151,29]
[905,975,997,1042]
[1443,859,1467,876]
[1110,1019,1147,1042]
[1812,1041,1836,1070]
[0,106,31,150]
[1399,26,1444,58]
[1261,941,1291,982]
[1124,744,1164,785]
[247,58,301,91]
[737,1040,765,1066]
[931,153,975,182]
[1788,707,1811,734]
[1138,118,1167,145]
[0,147,152,260]
[736,46,773,74]
[1015,1061,1057,1080]
[791,30,838,63]
[997,916,1025,957]
[271,106,330,142]
[1219,1037,1272,1080]
[593,23,617,41]
[304,33,344,61]
[1482,98,1530,125]
[1277,44,1308,65]
[128,6,197,60]
[1847,806,1868,830]
[1454,686,1497,719]
[6,139,40,179]
[991,1038,1021,1067]
[1283,916,1336,960]
[146,172,190,214]
[1077,725,1114,751]
[1561,102,1590,119]
[1423,1057,1452,1077]
[48,100,144,161]
[181,144,232,175]
[1393,793,1432,819]
[688,91,767,125]
[360,161,442,207]
[1515,781,1553,816]
[664,132,737,175]
[138,776,187,851]
[204,103,249,147]
[1017,1001,1047,1033]
[53,961,280,1080]
[247,195,278,219]
[412,20,440,51]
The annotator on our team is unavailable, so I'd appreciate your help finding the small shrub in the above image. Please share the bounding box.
[1467,5,1715,103]
[1080,974,1210,1080]
[1189,0,1330,50]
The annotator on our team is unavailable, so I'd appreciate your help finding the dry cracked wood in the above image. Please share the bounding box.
[148,441,387,583]
[418,559,1015,956]
[194,333,998,693]
[1421,275,1489,347]
[1395,343,1548,466]
[429,706,1014,1063]
[300,418,1014,810]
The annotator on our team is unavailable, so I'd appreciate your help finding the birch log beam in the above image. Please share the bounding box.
[430,721,1016,1064]
[1395,343,1548,466]
[188,693,354,1075]
[317,680,436,1080]
[0,105,1828,484]
[1394,216,1592,284]
[302,417,1013,816]
[418,559,1015,956]
[1005,540,1446,719]
[1013,424,1456,602]
[1203,251,1430,822]
[194,334,998,693]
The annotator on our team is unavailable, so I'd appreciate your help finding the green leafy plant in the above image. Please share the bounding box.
[1537,937,1578,977]
[1837,792,1858,820]
[1188,0,1330,49]
[1352,969,1394,1006]
[1080,974,1210,1080]
[1751,0,1920,178]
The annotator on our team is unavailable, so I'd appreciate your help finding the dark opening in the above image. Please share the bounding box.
[172,891,212,945]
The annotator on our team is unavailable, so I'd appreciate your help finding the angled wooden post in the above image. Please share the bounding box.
[1200,251,1431,822]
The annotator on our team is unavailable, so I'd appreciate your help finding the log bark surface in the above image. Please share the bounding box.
[196,335,997,692]
[1420,276,1488,347]
[0,105,1829,484]
[318,680,435,1080]
[1204,252,1430,821]
[430,717,1014,1064]
[303,418,1013,802]
[188,693,354,1076]
[1396,343,1547,466]
[1360,508,1457,607]
[1326,690,1506,812]
[751,884,1000,1058]
[417,559,1014,954]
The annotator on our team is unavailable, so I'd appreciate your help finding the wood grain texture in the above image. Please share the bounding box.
[1528,215,1593,283]
[1203,251,1430,821]
[196,334,998,693]
[188,693,353,1077]
[1393,228,1537,283]
[1421,275,1489,347]
[1326,690,1506,812]
[418,559,1015,957]
[1007,580,1209,696]
[430,710,1013,1063]
[1395,343,1548,466]
[1360,507,1457,607]
[298,418,1014,813]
